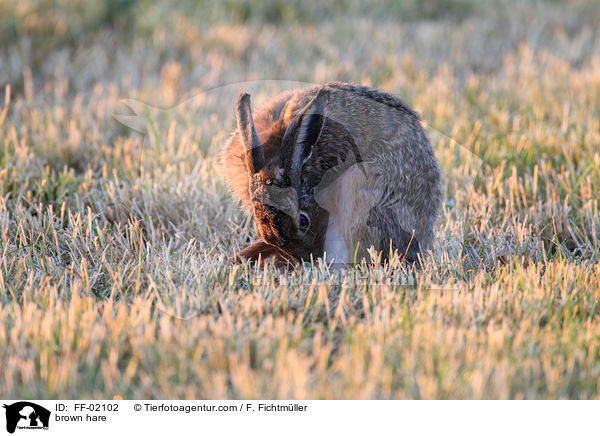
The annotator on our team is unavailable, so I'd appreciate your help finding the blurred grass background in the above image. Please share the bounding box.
[0,0,599,399]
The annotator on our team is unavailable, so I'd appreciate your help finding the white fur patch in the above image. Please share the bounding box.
[323,219,349,264]
[317,163,374,265]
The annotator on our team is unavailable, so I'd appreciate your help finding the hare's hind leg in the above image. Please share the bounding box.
[366,205,420,263]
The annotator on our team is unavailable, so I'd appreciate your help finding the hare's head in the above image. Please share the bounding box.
[236,89,332,262]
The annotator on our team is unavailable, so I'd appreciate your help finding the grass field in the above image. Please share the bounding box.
[0,0,599,399]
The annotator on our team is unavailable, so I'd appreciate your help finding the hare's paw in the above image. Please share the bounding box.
[236,240,297,269]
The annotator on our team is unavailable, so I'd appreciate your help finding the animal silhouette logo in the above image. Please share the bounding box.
[2,402,50,433]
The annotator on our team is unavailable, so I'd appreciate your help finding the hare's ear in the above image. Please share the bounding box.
[282,89,329,184]
[236,92,265,175]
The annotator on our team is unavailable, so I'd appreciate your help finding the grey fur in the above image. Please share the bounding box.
[222,82,441,266]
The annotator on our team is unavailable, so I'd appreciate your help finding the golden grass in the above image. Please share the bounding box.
[0,0,599,398]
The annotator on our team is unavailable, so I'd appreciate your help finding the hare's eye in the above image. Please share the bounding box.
[298,212,310,233]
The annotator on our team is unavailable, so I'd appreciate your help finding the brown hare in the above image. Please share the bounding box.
[222,82,441,267]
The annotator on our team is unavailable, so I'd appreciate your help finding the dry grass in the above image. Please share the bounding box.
[0,0,599,399]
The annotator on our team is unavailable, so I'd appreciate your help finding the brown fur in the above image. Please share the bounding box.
[223,90,295,209]
[236,241,297,268]
[221,82,441,266]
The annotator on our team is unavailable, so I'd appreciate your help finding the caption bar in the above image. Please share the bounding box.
[0,400,597,435]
